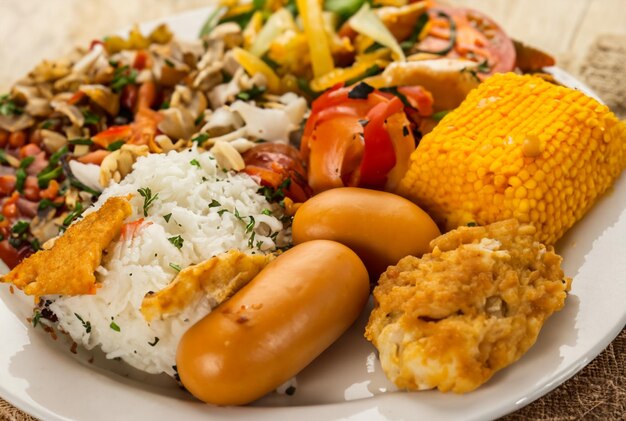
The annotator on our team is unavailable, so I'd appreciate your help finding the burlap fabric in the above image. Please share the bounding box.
[1,35,625,421]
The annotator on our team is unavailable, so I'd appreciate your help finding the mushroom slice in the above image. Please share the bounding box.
[51,100,85,127]
[141,250,273,322]
[157,107,196,141]
[40,129,68,153]
[0,114,35,132]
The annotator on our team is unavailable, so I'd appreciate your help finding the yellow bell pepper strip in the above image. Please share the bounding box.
[249,8,296,57]
[231,47,282,93]
[349,4,406,61]
[296,0,335,78]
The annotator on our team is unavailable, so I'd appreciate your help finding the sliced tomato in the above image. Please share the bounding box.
[242,143,312,203]
[416,5,516,76]
[302,83,428,193]
[359,97,403,188]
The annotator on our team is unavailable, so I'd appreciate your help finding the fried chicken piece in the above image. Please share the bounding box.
[365,219,571,393]
[141,250,273,322]
[1,197,131,296]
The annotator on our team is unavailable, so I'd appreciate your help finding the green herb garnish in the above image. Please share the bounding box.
[236,85,266,101]
[107,140,125,151]
[110,65,138,93]
[69,138,94,145]
[110,320,121,332]
[82,109,101,125]
[261,208,272,216]
[11,221,29,234]
[208,199,221,208]
[190,159,200,168]
[191,133,209,146]
[137,187,158,217]
[32,310,42,327]
[0,94,23,116]
[163,213,172,223]
[74,313,92,333]
[168,235,184,249]
[169,263,182,272]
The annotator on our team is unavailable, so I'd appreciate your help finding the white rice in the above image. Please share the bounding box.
[48,146,288,376]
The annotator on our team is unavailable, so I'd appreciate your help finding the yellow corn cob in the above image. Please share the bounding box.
[398,72,626,244]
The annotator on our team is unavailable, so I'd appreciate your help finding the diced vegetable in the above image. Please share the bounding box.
[296,0,335,78]
[348,4,405,61]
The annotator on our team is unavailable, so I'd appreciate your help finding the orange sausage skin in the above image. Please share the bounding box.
[176,240,370,406]
[292,187,441,277]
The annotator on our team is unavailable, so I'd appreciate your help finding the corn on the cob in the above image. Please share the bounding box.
[398,72,626,244]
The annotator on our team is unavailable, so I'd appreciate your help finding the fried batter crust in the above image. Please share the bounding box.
[1,197,131,296]
[141,250,273,322]
[365,219,571,393]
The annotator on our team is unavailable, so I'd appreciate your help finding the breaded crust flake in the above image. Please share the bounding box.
[365,219,571,393]
[1,197,132,296]
[141,250,273,322]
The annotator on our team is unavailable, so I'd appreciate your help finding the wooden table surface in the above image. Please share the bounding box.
[0,1,624,420]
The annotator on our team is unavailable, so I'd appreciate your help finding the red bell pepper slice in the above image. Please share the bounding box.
[359,97,404,188]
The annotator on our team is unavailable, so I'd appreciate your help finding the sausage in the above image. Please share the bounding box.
[176,240,370,406]
[292,187,441,278]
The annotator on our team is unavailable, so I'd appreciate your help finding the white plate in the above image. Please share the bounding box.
[1,8,625,421]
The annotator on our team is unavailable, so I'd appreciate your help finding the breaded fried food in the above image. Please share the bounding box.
[365,219,571,393]
[1,197,131,296]
[141,250,273,322]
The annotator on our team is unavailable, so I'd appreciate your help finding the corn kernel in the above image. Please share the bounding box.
[398,73,626,244]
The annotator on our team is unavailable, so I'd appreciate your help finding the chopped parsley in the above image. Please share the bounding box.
[32,310,42,327]
[82,109,101,125]
[74,313,92,333]
[467,221,478,227]
[137,187,158,217]
[11,221,29,235]
[110,65,138,93]
[164,58,175,68]
[0,94,23,116]
[69,138,94,145]
[168,235,184,249]
[261,208,272,216]
[109,320,121,332]
[208,199,221,208]
[163,213,172,223]
[245,216,255,234]
[106,140,125,151]
[191,133,209,146]
[259,178,291,203]
[169,263,182,272]
[235,85,266,101]
[190,159,200,168]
